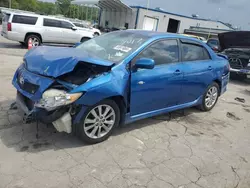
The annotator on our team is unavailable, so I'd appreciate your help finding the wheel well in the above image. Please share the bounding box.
[214,79,221,94]
[81,37,91,41]
[25,32,42,42]
[108,96,127,126]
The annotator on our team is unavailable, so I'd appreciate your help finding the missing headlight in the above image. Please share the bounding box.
[35,89,83,111]
[58,62,111,85]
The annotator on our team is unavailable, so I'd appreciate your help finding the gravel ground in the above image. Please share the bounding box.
[0,33,250,188]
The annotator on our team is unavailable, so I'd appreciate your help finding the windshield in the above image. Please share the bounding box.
[76,31,149,63]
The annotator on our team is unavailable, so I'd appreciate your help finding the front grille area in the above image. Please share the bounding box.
[17,72,39,94]
[228,57,249,69]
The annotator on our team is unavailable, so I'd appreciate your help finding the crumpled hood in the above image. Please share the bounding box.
[24,46,114,78]
[218,31,250,51]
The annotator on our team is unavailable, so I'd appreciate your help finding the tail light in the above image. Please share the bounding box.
[7,23,12,31]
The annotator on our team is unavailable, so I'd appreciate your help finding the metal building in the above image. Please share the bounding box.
[72,0,234,35]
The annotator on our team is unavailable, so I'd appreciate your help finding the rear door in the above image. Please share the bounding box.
[43,18,63,43]
[179,39,214,104]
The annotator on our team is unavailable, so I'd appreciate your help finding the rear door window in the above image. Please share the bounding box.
[12,15,38,25]
[181,43,211,61]
[43,18,61,28]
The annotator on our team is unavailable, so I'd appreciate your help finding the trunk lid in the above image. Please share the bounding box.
[218,31,250,51]
[24,46,114,78]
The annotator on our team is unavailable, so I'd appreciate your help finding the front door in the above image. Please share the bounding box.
[130,39,183,116]
[179,40,215,104]
[60,21,79,44]
[43,18,63,43]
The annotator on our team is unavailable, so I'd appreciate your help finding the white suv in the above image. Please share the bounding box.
[1,12,94,46]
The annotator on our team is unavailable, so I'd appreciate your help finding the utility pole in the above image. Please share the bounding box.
[9,0,11,8]
[146,0,149,15]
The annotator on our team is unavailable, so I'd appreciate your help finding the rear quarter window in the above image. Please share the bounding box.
[12,15,38,25]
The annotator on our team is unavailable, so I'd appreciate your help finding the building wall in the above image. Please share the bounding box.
[100,7,232,32]
[135,8,232,33]
[100,9,137,29]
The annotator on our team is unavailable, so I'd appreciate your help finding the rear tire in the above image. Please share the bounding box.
[80,37,90,43]
[25,34,41,47]
[77,99,120,144]
[199,82,220,111]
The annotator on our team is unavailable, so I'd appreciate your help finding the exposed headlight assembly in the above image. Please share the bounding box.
[35,89,82,111]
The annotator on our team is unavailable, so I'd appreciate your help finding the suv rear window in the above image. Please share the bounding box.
[2,13,10,22]
[12,15,38,25]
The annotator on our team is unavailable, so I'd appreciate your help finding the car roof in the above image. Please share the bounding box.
[7,11,73,23]
[124,29,203,42]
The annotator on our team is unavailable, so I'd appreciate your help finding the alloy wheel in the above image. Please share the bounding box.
[205,86,218,108]
[30,37,40,46]
[83,104,116,139]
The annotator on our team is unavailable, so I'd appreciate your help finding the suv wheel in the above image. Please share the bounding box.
[77,99,120,144]
[200,82,220,111]
[25,35,41,47]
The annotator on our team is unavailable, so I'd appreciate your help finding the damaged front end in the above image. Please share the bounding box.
[13,50,114,134]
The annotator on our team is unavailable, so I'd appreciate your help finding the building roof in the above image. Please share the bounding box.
[130,6,234,30]
[72,0,132,11]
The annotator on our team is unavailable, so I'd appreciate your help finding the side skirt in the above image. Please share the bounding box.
[125,96,203,124]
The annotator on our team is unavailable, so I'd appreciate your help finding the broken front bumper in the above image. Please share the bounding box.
[16,91,69,124]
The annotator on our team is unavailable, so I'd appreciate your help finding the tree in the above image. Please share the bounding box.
[56,0,72,16]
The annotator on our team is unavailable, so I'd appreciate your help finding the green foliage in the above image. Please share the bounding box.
[56,0,72,15]
[0,0,99,22]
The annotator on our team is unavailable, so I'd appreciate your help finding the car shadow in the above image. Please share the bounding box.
[230,77,250,86]
[0,42,25,49]
[0,98,203,153]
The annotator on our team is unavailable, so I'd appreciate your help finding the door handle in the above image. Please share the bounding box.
[173,69,182,75]
[138,81,145,85]
[208,66,213,70]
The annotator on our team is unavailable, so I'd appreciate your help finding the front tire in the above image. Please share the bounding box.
[200,82,220,111]
[77,99,120,144]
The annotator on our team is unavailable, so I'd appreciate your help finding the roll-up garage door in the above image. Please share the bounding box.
[143,16,158,31]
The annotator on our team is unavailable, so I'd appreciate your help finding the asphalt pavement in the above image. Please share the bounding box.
[1,34,250,188]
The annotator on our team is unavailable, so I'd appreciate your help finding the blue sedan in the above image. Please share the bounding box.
[12,30,230,143]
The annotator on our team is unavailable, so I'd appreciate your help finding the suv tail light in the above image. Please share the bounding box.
[7,23,12,31]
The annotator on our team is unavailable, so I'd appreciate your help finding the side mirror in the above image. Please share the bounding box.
[71,26,77,31]
[73,42,81,48]
[135,58,155,69]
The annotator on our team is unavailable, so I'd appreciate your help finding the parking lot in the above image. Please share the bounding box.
[0,34,250,188]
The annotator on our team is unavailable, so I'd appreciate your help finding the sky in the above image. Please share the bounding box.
[41,0,250,30]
